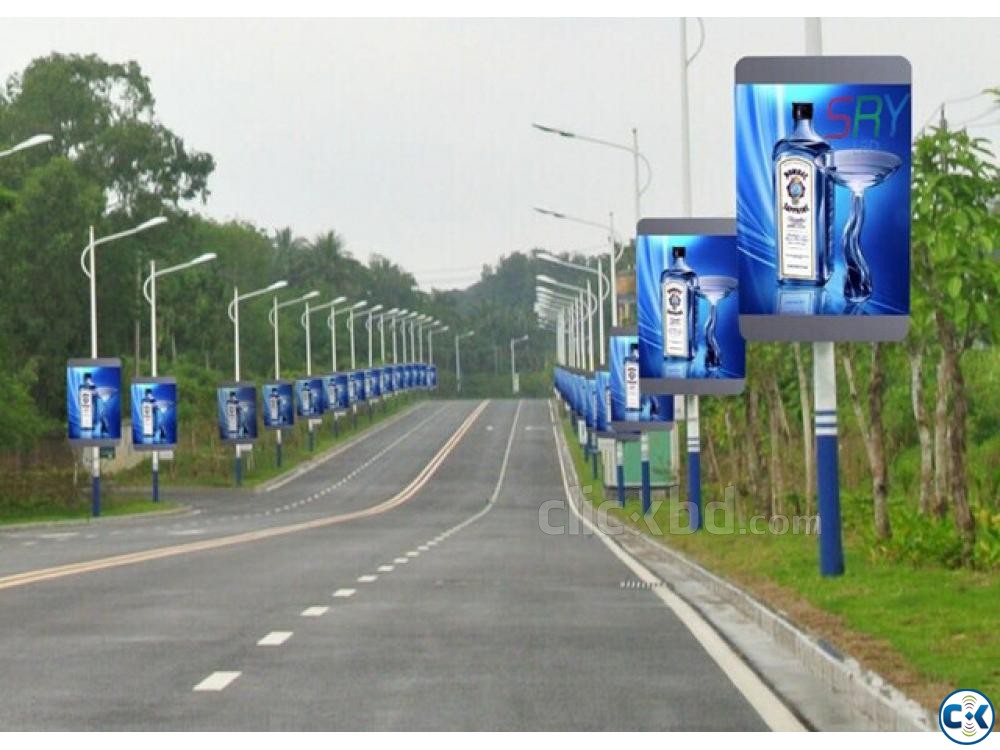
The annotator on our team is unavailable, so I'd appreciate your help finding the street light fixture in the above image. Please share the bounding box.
[80,215,169,517]
[531,122,651,227]
[510,334,530,395]
[534,206,621,326]
[142,250,216,502]
[0,133,53,159]
[428,323,448,366]
[537,274,596,371]
[305,295,347,371]
[535,249,608,365]
[267,289,319,464]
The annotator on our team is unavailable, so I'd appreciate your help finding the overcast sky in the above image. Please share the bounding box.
[1,17,998,289]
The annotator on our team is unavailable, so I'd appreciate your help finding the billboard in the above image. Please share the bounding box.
[594,369,612,436]
[735,56,912,341]
[609,330,674,432]
[366,368,381,399]
[334,372,351,410]
[381,366,392,395]
[130,377,177,450]
[323,374,341,413]
[392,365,402,392]
[217,382,257,443]
[351,370,367,402]
[636,218,746,395]
[296,377,325,418]
[428,365,438,389]
[262,381,294,429]
[67,358,122,445]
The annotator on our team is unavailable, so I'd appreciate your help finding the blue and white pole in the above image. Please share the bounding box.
[615,440,625,506]
[640,431,651,515]
[686,395,702,531]
[813,341,844,576]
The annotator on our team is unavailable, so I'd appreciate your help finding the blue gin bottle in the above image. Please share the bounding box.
[225,390,240,439]
[625,343,642,414]
[79,372,97,434]
[660,247,698,360]
[141,388,156,442]
[772,102,833,285]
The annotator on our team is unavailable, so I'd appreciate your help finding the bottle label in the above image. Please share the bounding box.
[226,403,238,433]
[302,390,311,413]
[80,389,93,430]
[604,387,612,423]
[269,397,279,424]
[142,401,155,437]
[776,156,816,280]
[625,362,641,410]
[662,280,689,357]
[328,384,337,407]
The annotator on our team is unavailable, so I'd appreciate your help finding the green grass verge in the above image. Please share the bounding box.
[115,394,423,489]
[0,497,181,526]
[559,414,999,710]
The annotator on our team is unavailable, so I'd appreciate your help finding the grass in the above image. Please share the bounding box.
[115,393,423,489]
[0,497,181,526]
[560,414,1000,711]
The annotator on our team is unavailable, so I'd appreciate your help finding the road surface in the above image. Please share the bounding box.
[0,399,793,730]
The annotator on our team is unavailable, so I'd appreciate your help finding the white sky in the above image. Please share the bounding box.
[1,17,998,289]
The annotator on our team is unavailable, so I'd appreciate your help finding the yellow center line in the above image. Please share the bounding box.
[0,400,490,593]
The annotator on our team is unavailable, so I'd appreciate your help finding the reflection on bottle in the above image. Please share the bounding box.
[775,285,827,316]
[268,387,281,426]
[79,372,96,434]
[772,102,833,286]
[226,390,240,439]
[141,388,156,441]
[661,247,698,360]
[625,343,641,414]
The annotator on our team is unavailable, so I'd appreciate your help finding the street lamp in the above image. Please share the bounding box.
[268,289,320,464]
[455,330,475,394]
[535,249,608,365]
[388,308,408,364]
[0,133,53,159]
[80,215,168,517]
[416,314,433,363]
[304,295,347,372]
[226,279,287,486]
[538,274,596,371]
[531,122,651,229]
[510,334,529,394]
[534,207,622,327]
[428,323,448,366]
[142,251,216,502]
[400,311,419,362]
[536,289,578,368]
[345,300,368,370]
[365,304,383,368]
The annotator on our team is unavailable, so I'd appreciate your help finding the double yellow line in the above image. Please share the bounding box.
[0,400,489,593]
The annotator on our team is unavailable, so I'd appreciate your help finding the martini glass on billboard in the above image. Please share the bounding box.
[697,276,739,371]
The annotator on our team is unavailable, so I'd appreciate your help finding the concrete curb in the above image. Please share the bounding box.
[616,524,934,731]
[553,408,933,732]
[0,504,194,532]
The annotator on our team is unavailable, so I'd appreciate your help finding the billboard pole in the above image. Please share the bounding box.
[804,17,845,576]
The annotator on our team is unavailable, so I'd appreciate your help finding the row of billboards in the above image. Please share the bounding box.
[67,359,437,449]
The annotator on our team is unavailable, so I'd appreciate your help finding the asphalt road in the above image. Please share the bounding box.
[0,398,785,730]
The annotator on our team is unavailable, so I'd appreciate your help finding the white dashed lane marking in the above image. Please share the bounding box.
[377,565,394,572]
[394,557,408,564]
[333,588,356,598]
[357,575,378,583]
[193,671,241,692]
[406,551,419,558]
[258,631,293,646]
[418,545,429,551]
[301,606,329,617]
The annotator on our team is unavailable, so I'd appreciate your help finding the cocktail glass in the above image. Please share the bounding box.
[816,149,901,303]
[696,276,738,371]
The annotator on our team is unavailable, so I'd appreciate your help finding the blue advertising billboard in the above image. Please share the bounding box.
[366,368,381,399]
[428,365,438,390]
[392,365,402,392]
[296,377,325,418]
[594,369,612,436]
[351,370,367,403]
[323,374,341,413]
[217,382,257,443]
[735,56,911,341]
[380,366,392,395]
[637,218,746,395]
[262,381,294,429]
[67,358,122,445]
[130,377,177,451]
[334,372,351,410]
[609,331,674,432]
